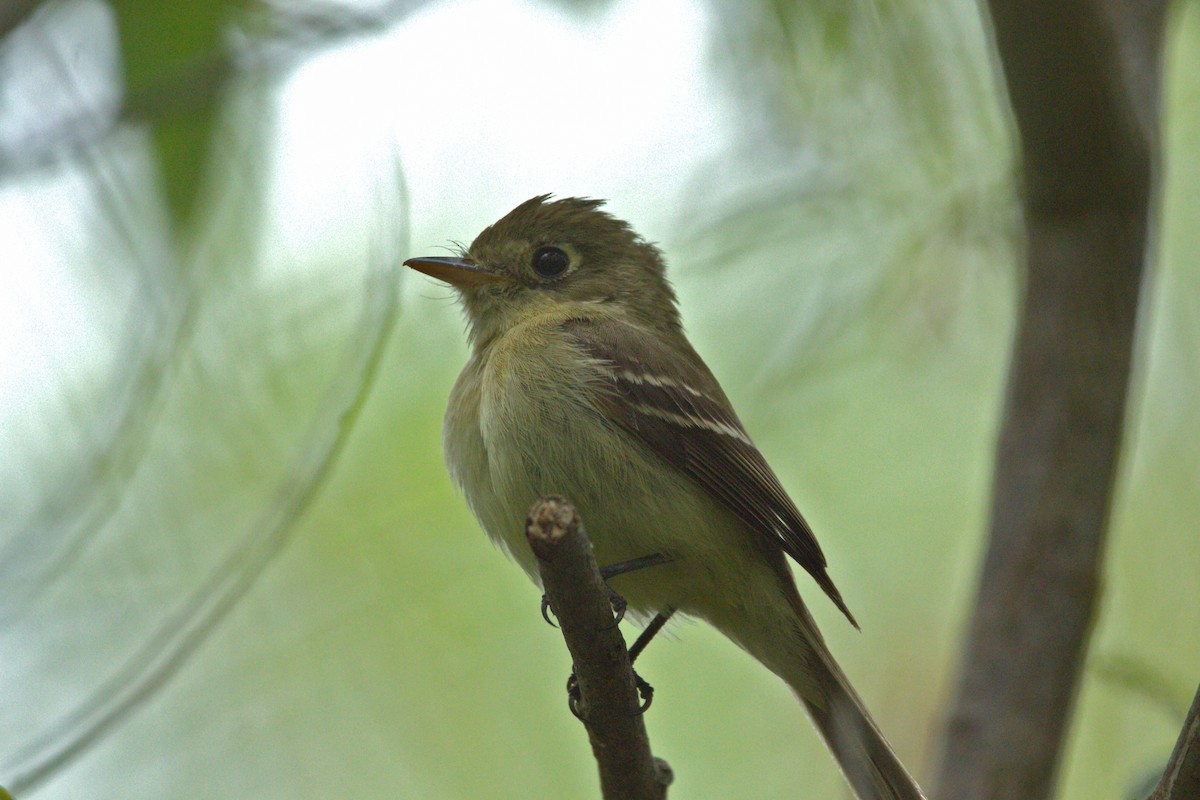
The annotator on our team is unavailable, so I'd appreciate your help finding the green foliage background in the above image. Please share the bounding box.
[2,1,1198,798]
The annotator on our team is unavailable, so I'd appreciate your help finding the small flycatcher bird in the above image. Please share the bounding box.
[405,195,923,800]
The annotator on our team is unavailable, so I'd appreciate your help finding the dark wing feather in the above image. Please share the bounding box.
[565,317,857,627]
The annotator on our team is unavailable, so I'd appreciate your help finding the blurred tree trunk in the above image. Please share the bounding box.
[934,3,1168,800]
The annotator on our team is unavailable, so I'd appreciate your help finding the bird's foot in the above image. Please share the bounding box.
[566,668,654,721]
[539,552,672,629]
[603,584,627,628]
[541,585,626,628]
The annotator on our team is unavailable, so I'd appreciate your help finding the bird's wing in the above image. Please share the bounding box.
[563,316,857,627]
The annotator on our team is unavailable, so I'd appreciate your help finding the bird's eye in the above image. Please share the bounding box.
[531,246,570,279]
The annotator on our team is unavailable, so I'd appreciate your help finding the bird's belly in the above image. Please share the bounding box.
[454,395,773,621]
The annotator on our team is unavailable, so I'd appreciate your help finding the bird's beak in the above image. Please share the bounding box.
[402,256,511,288]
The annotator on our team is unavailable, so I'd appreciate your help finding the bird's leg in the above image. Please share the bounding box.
[625,609,674,713]
[553,554,672,720]
[598,552,672,625]
[540,552,672,628]
[566,609,675,719]
[600,552,674,580]
[628,609,673,665]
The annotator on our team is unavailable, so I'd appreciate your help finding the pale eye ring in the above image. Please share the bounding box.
[531,246,570,279]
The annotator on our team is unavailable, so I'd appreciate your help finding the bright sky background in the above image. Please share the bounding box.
[268,0,727,271]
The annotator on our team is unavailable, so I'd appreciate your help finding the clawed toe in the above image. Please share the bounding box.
[633,671,654,713]
[564,668,654,720]
[604,585,627,628]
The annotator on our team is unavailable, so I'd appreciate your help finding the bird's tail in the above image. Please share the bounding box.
[694,556,926,799]
[795,643,926,800]
[768,588,926,800]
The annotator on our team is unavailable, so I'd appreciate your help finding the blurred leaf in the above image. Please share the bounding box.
[112,0,244,229]
[0,62,408,793]
[681,0,1017,406]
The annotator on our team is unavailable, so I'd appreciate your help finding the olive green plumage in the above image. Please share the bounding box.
[406,195,925,800]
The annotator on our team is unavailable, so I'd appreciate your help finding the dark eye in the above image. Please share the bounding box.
[531,246,570,279]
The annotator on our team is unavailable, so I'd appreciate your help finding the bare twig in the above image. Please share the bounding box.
[1148,681,1200,800]
[934,3,1167,800]
[525,496,671,800]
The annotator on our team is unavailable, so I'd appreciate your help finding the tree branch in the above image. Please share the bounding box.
[1148,680,1200,800]
[934,3,1167,799]
[525,496,671,800]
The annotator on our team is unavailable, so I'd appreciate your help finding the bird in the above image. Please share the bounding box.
[404,194,925,800]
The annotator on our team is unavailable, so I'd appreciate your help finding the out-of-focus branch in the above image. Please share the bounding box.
[525,496,671,800]
[0,0,38,40]
[1148,681,1200,800]
[934,3,1167,800]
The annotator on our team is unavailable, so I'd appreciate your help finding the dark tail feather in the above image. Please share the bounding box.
[722,557,926,799]
[799,647,926,800]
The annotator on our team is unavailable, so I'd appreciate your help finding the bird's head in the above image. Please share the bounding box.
[405,195,681,346]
